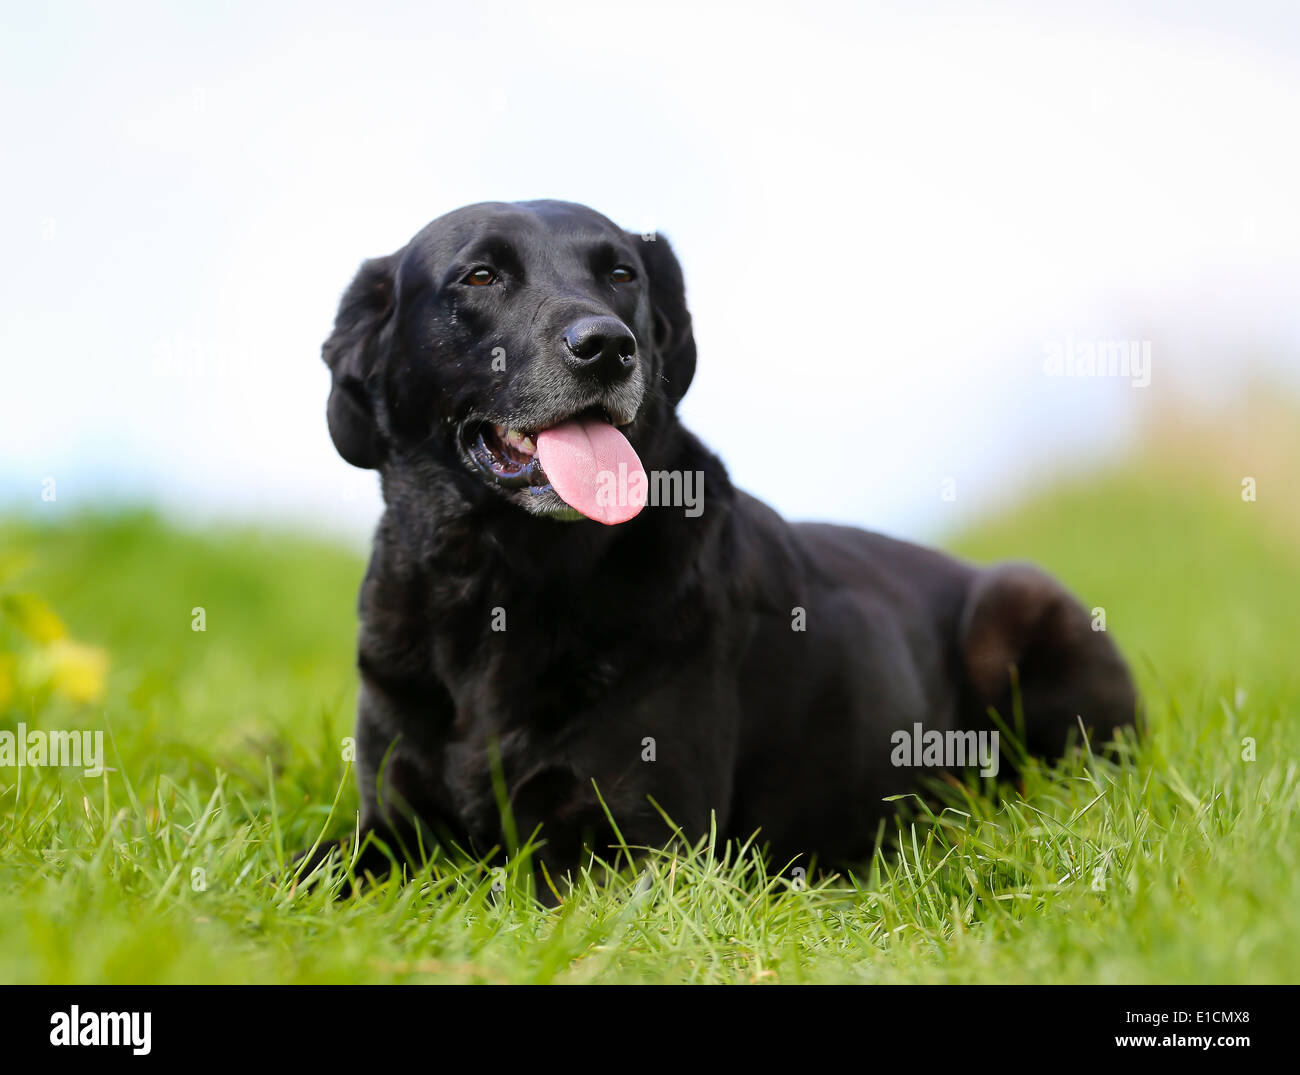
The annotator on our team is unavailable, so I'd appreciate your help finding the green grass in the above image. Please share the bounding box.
[1,459,1297,984]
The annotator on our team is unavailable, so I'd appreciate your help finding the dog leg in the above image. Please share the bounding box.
[959,562,1138,763]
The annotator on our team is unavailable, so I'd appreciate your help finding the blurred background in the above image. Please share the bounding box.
[4,1,1300,986]
[3,0,1298,543]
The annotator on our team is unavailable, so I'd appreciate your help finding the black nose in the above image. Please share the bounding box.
[562,316,637,379]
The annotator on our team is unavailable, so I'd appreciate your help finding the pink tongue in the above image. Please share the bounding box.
[534,416,647,525]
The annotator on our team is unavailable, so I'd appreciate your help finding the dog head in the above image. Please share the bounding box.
[322,200,696,524]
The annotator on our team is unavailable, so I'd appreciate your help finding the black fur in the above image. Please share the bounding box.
[317,199,1138,886]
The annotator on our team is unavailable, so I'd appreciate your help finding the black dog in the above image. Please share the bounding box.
[319,200,1137,885]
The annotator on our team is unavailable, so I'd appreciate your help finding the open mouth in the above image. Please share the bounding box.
[469,422,545,488]
[464,407,647,525]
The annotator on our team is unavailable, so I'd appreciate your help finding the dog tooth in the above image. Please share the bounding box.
[502,428,536,455]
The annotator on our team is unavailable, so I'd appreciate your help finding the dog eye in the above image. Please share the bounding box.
[610,265,636,283]
[464,267,497,286]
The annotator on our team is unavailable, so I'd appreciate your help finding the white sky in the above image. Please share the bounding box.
[3,0,1299,545]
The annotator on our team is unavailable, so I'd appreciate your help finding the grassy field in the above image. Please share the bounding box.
[1,438,1298,983]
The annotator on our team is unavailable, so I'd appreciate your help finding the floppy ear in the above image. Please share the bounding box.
[321,254,397,469]
[633,233,697,407]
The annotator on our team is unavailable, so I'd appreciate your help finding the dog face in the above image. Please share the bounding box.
[322,200,697,523]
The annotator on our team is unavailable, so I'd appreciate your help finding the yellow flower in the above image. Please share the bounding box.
[0,653,14,709]
[1,593,68,643]
[45,640,109,704]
